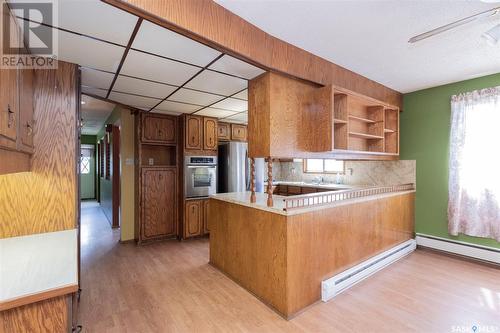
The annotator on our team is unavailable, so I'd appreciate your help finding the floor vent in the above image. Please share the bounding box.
[321,239,416,302]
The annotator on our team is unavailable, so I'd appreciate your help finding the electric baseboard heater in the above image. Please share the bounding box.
[322,239,416,302]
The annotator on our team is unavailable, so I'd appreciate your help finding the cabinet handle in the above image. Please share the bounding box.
[7,104,14,128]
[158,129,163,137]
[26,122,33,136]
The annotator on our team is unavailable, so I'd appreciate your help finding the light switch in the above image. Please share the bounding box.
[148,158,154,166]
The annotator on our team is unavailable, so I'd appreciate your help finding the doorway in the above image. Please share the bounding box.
[80,144,96,200]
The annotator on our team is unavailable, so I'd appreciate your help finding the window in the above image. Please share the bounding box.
[80,156,90,174]
[303,159,344,173]
[448,86,500,241]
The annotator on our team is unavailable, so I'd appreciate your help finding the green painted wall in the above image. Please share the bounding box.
[401,73,500,249]
[80,135,97,200]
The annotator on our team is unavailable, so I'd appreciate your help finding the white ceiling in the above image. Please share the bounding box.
[216,0,500,93]
[15,0,266,123]
[81,95,115,135]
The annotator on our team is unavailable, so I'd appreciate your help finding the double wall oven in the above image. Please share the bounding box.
[184,156,217,198]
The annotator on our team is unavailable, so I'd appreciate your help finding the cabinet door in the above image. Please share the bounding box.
[185,115,202,150]
[231,124,247,142]
[203,117,217,150]
[184,200,202,238]
[142,114,176,144]
[19,67,34,151]
[217,122,230,141]
[0,11,19,144]
[203,199,210,234]
[142,168,177,239]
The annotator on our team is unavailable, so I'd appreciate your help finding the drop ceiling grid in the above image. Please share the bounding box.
[19,1,260,119]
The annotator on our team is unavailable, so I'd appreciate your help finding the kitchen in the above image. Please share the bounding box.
[0,1,499,332]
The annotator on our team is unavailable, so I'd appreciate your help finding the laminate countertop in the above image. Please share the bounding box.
[0,229,78,311]
[210,188,416,216]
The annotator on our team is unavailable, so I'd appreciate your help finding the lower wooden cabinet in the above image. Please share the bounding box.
[140,167,178,242]
[183,198,210,239]
[203,199,210,234]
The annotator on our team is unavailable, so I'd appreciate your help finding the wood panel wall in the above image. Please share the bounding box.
[104,0,402,108]
[0,61,78,238]
[0,295,70,333]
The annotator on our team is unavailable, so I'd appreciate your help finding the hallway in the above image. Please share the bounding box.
[78,202,500,332]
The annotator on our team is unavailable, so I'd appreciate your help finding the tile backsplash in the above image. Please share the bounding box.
[274,160,416,186]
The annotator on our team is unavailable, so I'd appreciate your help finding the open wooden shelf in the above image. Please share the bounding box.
[349,131,384,140]
[140,144,177,167]
[330,91,399,156]
[348,115,376,123]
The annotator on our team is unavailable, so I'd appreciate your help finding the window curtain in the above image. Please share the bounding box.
[448,86,500,241]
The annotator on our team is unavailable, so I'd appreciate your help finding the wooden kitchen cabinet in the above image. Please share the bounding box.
[203,117,217,150]
[231,124,247,142]
[0,67,19,147]
[185,115,202,149]
[217,122,230,141]
[142,114,177,144]
[184,200,203,238]
[18,67,34,152]
[140,168,177,240]
[203,199,210,234]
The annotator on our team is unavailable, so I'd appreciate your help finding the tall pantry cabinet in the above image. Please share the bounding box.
[135,113,179,244]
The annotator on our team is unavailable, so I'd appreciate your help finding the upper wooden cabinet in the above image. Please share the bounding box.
[231,124,247,142]
[185,115,202,149]
[0,68,19,146]
[248,72,399,160]
[184,115,218,151]
[217,122,230,141]
[19,68,34,152]
[142,114,177,144]
[203,117,217,150]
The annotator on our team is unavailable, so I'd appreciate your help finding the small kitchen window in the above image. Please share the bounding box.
[303,159,344,173]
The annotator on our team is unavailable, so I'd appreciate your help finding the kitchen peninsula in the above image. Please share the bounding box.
[209,185,415,318]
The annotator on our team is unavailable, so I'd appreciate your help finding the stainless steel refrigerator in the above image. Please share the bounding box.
[218,142,249,193]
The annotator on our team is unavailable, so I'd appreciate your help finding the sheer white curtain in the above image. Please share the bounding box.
[449,86,500,241]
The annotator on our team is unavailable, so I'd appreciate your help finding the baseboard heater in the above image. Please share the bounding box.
[321,239,416,302]
[415,234,500,265]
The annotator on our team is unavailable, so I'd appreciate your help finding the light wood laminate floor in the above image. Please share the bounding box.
[78,201,500,332]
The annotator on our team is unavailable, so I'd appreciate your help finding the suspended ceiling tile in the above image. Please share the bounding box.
[209,55,265,79]
[155,100,200,114]
[108,91,161,109]
[211,98,247,112]
[81,68,115,90]
[82,86,108,98]
[121,50,200,86]
[185,70,247,96]
[168,88,222,106]
[113,75,177,99]
[10,0,138,45]
[232,89,248,100]
[225,112,248,123]
[195,108,238,118]
[132,20,221,67]
[56,28,124,72]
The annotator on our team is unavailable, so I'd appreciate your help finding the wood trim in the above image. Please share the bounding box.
[103,0,402,108]
[0,148,30,175]
[0,284,78,312]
